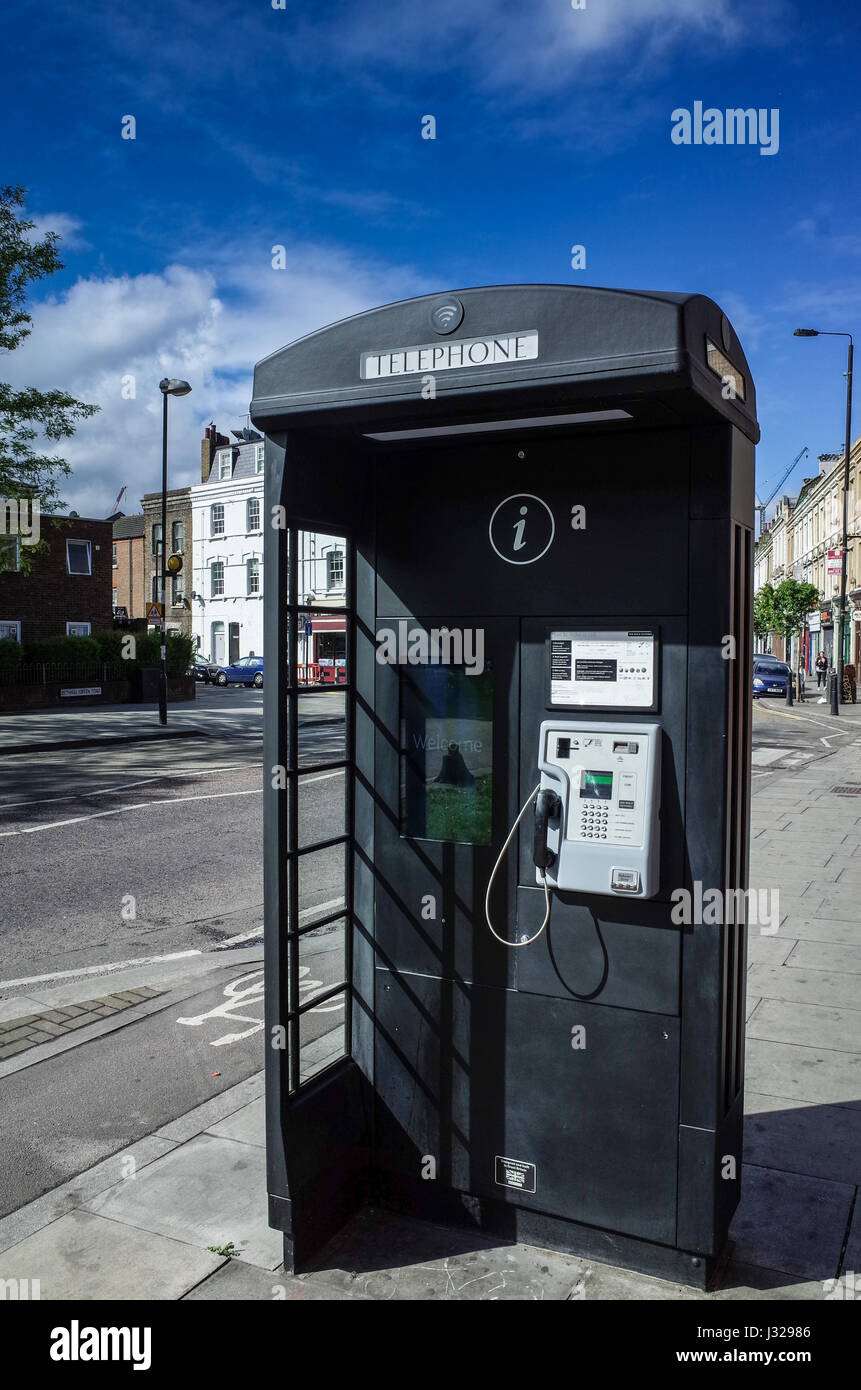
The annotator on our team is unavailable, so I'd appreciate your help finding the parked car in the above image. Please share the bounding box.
[213,655,264,688]
[189,654,220,683]
[753,656,790,698]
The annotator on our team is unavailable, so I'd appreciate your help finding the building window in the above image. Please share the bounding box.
[218,450,233,480]
[171,572,185,605]
[112,543,118,568]
[151,524,162,556]
[211,503,225,536]
[246,497,260,532]
[211,561,224,597]
[247,557,260,595]
[327,549,344,590]
[0,536,21,572]
[0,620,21,642]
[66,621,92,636]
[66,540,92,575]
[255,444,264,474]
[172,520,185,552]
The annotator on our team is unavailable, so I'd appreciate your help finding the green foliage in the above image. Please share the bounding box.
[771,579,820,640]
[0,637,22,677]
[165,632,195,677]
[0,185,98,506]
[22,634,101,666]
[133,629,194,677]
[91,628,127,665]
[753,584,776,638]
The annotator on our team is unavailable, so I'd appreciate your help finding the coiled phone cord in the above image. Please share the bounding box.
[485,784,553,948]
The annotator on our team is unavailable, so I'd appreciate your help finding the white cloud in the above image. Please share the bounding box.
[4,241,427,517]
[27,212,90,252]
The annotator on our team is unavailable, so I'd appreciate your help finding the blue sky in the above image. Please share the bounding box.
[5,0,861,517]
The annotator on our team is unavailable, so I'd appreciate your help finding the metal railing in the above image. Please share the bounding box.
[0,662,127,687]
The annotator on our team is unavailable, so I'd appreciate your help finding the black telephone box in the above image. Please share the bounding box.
[251,284,758,1287]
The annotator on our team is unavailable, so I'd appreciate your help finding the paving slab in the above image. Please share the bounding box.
[747,962,861,1012]
[787,940,861,975]
[743,1092,861,1185]
[0,1208,223,1300]
[728,1165,852,1280]
[0,1136,178,1255]
[746,935,797,967]
[745,997,861,1054]
[206,1095,265,1147]
[768,916,861,948]
[84,1133,283,1270]
[744,1037,861,1109]
[300,1208,591,1300]
[184,1259,363,1300]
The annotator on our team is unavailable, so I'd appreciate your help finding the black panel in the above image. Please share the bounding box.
[374,968,679,1244]
[515,886,680,1017]
[374,432,690,619]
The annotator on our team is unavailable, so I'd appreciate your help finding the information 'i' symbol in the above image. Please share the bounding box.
[489,493,555,565]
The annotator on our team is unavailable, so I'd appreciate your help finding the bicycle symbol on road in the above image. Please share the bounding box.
[176,966,343,1047]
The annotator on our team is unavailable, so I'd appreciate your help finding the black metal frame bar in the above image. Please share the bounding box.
[283,523,354,1096]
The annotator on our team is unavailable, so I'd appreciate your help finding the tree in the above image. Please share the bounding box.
[771,579,820,665]
[0,185,98,511]
[753,584,776,642]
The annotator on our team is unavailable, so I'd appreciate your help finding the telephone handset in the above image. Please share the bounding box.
[532,788,561,871]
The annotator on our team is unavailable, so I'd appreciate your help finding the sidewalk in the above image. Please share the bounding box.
[0,735,859,1300]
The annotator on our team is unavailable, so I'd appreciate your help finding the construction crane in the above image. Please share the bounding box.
[755,446,808,537]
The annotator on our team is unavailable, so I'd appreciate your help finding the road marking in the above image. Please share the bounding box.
[177,965,343,1047]
[754,704,861,734]
[0,787,262,837]
[0,949,202,992]
[821,736,833,747]
[0,900,344,991]
[213,898,345,950]
[0,763,259,811]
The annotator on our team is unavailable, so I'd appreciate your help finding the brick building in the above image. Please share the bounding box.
[111,513,145,618]
[140,487,193,638]
[0,515,113,644]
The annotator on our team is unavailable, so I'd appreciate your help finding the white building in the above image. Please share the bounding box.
[190,425,348,669]
[191,431,265,664]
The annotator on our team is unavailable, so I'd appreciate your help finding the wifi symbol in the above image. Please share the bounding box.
[430,299,463,334]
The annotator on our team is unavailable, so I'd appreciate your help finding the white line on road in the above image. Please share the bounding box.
[0,899,345,990]
[0,950,202,991]
[0,763,259,810]
[0,786,263,837]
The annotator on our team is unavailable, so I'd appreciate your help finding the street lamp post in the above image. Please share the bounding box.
[157,378,192,725]
[794,329,854,716]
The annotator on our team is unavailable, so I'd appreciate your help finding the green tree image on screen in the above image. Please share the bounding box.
[400,665,493,846]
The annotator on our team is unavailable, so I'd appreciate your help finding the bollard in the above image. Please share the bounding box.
[785,670,794,705]
[830,670,839,715]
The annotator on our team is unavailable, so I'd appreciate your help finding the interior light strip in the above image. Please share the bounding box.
[363,409,633,441]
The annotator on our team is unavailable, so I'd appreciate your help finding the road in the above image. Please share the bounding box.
[0,686,346,981]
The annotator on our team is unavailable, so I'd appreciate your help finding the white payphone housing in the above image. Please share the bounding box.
[536,721,661,898]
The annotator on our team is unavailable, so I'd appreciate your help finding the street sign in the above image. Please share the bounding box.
[145,602,163,620]
[113,606,128,619]
[827,549,843,576]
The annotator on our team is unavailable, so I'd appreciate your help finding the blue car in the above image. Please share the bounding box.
[214,655,263,688]
[752,656,790,698]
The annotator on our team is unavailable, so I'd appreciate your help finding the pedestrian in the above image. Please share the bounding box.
[815,651,828,688]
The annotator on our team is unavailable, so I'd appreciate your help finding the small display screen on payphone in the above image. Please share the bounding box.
[400,666,493,846]
[580,770,613,800]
